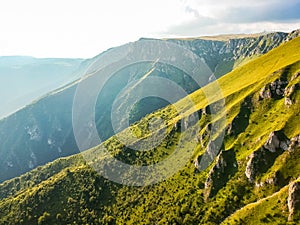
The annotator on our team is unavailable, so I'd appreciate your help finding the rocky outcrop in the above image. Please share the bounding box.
[187,110,202,128]
[204,149,238,199]
[202,105,211,115]
[285,97,293,106]
[284,83,300,106]
[245,131,289,182]
[259,78,288,100]
[291,71,300,81]
[285,29,300,42]
[264,131,290,152]
[245,149,264,183]
[288,181,300,221]
[195,135,224,172]
[174,120,181,131]
[285,84,298,97]
[264,133,280,152]
[259,85,272,99]
[175,110,202,131]
[288,134,300,152]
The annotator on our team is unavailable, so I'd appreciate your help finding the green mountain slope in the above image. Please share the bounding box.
[0,36,300,224]
[0,31,298,184]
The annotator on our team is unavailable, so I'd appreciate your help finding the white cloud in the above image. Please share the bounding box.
[0,0,299,58]
[163,0,300,36]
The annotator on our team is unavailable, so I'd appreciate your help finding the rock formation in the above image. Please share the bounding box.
[288,181,300,221]
[204,149,238,199]
[245,131,289,182]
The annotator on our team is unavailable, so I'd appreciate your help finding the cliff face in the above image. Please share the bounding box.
[168,31,297,77]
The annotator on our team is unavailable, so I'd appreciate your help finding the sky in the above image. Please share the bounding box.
[0,0,300,58]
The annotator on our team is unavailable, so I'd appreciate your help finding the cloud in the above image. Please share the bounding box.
[163,0,300,36]
[221,1,300,23]
[165,16,217,36]
[185,6,201,18]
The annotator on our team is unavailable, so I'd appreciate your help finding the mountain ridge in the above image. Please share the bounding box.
[0,34,299,224]
[0,30,299,184]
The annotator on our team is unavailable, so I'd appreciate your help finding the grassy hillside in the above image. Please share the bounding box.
[0,36,300,225]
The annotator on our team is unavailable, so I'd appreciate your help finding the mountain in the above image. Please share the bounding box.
[0,34,299,224]
[0,56,85,119]
[0,31,299,184]
[166,29,300,77]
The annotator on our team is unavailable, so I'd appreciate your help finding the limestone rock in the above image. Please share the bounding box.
[204,149,238,199]
[284,84,297,97]
[264,132,280,152]
[259,86,272,99]
[284,84,300,106]
[245,131,289,183]
[288,181,300,221]
[245,149,263,182]
[174,120,181,131]
[291,72,300,81]
[285,97,293,106]
[196,136,224,171]
[259,78,288,100]
[264,131,290,152]
[180,110,202,131]
[288,134,300,152]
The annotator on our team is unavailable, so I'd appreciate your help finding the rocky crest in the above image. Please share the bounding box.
[169,31,299,78]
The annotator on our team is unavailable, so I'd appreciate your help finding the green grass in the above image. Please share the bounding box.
[222,178,300,225]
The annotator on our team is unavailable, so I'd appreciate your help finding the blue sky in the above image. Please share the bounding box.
[0,0,300,58]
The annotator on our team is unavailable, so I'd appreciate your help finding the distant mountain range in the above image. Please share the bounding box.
[0,56,86,119]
